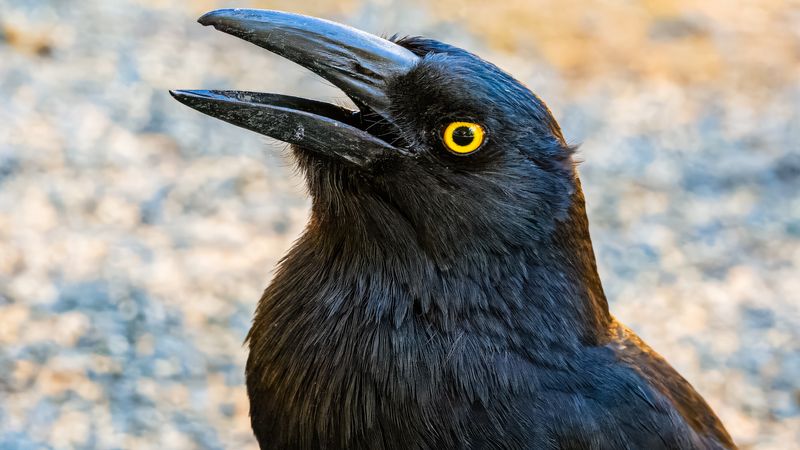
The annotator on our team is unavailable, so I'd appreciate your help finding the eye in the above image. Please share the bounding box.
[442,121,485,155]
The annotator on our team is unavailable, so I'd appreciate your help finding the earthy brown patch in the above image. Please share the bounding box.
[427,0,799,88]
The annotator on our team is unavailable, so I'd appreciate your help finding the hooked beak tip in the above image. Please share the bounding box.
[197,9,259,30]
[197,9,228,27]
[168,89,193,103]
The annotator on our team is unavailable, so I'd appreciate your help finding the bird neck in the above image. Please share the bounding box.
[304,180,611,345]
[528,184,612,344]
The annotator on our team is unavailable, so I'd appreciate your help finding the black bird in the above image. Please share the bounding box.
[171,9,735,450]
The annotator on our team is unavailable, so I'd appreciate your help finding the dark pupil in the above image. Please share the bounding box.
[452,126,475,146]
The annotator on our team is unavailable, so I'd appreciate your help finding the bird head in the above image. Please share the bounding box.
[171,9,579,263]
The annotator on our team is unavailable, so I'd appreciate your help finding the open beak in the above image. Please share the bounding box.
[170,9,419,166]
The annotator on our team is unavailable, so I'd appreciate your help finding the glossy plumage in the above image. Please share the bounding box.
[172,11,735,449]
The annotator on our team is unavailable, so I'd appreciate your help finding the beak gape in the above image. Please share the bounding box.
[170,9,419,166]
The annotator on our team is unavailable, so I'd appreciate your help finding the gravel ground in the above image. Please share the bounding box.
[0,1,798,449]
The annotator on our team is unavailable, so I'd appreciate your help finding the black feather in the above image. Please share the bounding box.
[243,33,735,450]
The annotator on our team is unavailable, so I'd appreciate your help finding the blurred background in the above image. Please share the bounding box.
[0,0,798,448]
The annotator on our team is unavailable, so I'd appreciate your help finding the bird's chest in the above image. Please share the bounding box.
[246,305,517,448]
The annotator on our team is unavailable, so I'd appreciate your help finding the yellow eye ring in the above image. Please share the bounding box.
[442,121,485,155]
